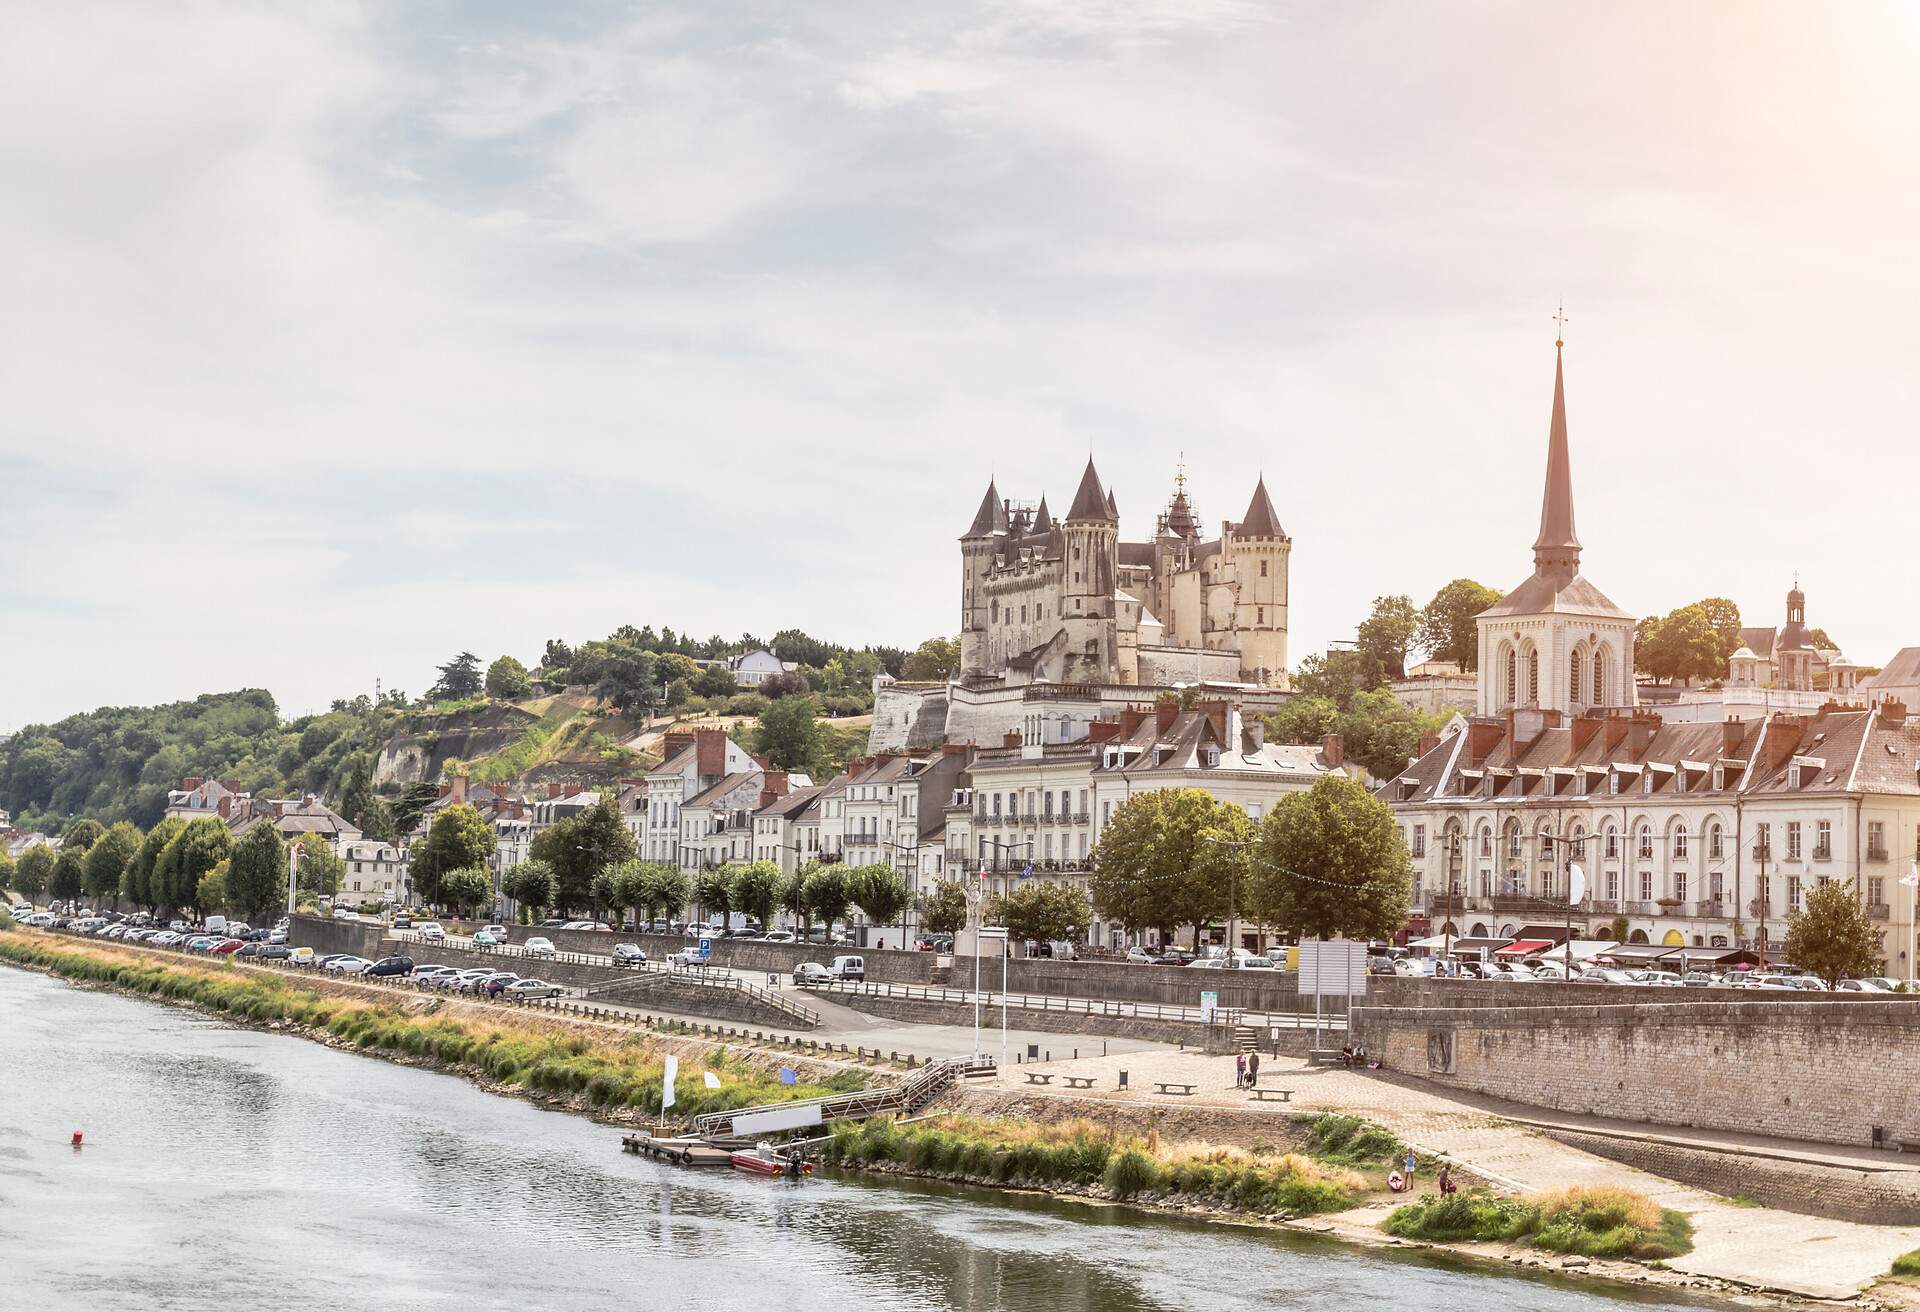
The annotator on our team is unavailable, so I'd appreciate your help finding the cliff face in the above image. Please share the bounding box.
[371,693,661,790]
[373,704,539,787]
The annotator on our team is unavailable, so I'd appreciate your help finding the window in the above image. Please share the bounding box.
[1870,877,1885,905]
[1787,875,1803,910]
[1604,828,1618,859]
[1639,871,1652,901]
[1709,824,1723,859]
[1478,828,1492,858]
[1712,766,1724,791]
[1260,559,1268,577]
[1814,820,1831,860]
[1593,661,1605,705]
[1412,825,1426,857]
[1570,649,1583,701]
[1870,820,1887,858]
[1527,651,1539,704]
[1506,825,1521,858]
[1539,833,1553,859]
[1505,649,1516,705]
[1637,827,1652,859]
[1760,874,1771,908]
[1257,607,1265,624]
[1754,822,1770,858]
[1674,873,1687,903]
[1606,872,1619,900]
[1787,821,1802,860]
[1674,826,1688,859]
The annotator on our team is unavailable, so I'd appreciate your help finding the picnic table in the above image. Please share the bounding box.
[1062,1076,1097,1090]
[1153,1081,1196,1096]
[1248,1087,1293,1103]
[1023,1071,1054,1085]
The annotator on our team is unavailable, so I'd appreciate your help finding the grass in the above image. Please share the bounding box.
[821,1115,1365,1216]
[1303,1113,1404,1166]
[1892,1248,1920,1277]
[0,930,857,1118]
[1383,1185,1694,1261]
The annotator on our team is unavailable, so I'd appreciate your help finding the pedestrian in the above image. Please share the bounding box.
[1234,1052,1247,1088]
[1403,1146,1418,1179]
[1247,1050,1260,1088]
[1438,1162,1456,1196]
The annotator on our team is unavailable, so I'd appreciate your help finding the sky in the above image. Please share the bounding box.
[4,1,1919,729]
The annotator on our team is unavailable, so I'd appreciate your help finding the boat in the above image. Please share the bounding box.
[729,1142,811,1179]
[622,1132,734,1168]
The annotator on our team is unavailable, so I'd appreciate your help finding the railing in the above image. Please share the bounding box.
[1869,845,1890,861]
[692,1054,996,1138]
[578,963,821,1028]
[792,976,1342,1029]
[1869,902,1892,921]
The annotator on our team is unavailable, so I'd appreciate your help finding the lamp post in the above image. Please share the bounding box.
[1536,831,1589,983]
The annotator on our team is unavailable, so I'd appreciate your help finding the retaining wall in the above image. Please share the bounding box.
[824,988,1314,1052]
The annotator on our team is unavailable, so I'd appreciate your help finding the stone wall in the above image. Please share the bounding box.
[820,987,1308,1050]
[868,682,949,754]
[1353,996,1920,1149]
[955,953,1313,1013]
[289,914,386,961]
[494,925,940,985]
[1366,976,1848,1011]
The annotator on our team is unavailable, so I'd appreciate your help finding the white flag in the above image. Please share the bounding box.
[703,1071,722,1089]
[1567,863,1586,906]
[662,1054,679,1111]
[1901,861,1919,889]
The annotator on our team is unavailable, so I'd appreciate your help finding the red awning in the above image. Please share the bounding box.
[1494,939,1552,957]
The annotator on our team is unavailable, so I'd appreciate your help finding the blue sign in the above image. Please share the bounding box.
[1020,862,1033,879]
[697,936,713,960]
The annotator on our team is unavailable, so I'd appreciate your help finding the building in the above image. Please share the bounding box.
[638,729,757,863]
[680,770,783,871]
[164,777,251,823]
[1864,649,1920,710]
[232,796,361,850]
[726,649,797,686]
[338,838,409,909]
[531,786,604,830]
[1730,581,1857,694]
[1382,338,1920,970]
[841,754,915,871]
[957,460,1292,688]
[1390,661,1480,717]
[752,785,823,873]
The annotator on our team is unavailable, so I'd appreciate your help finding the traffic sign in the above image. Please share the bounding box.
[697,936,712,960]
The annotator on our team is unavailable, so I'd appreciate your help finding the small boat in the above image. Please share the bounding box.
[729,1142,811,1179]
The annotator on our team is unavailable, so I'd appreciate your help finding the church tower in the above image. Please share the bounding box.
[1475,329,1637,716]
[1776,579,1814,691]
[1226,476,1290,684]
[1059,458,1119,683]
[958,478,1007,678]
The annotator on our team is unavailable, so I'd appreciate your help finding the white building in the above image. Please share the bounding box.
[338,838,409,909]
[727,649,797,687]
[638,728,757,863]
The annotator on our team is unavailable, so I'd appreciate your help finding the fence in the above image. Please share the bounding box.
[691,1054,996,1138]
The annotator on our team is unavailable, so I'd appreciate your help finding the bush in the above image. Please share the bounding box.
[1893,1248,1920,1277]
[1383,1188,1540,1243]
[1382,1185,1692,1261]
[1304,1114,1402,1165]
[1103,1148,1163,1199]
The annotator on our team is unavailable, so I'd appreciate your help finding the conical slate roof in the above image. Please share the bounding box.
[963,479,1009,538]
[1531,342,1580,566]
[1066,459,1115,522]
[1030,496,1053,535]
[1106,489,1118,519]
[1164,489,1198,538]
[1236,476,1284,538]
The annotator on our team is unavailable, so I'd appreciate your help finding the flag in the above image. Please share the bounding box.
[1902,862,1919,889]
[661,1054,679,1111]
[1020,862,1033,879]
[777,1066,798,1086]
[703,1071,722,1090]
[1567,863,1586,907]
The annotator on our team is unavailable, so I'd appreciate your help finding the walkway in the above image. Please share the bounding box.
[993,1048,1920,1300]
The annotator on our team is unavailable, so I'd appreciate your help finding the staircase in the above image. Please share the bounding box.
[1233,1025,1259,1054]
[691,1054,996,1138]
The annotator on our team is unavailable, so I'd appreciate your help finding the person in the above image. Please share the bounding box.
[1234,1052,1247,1088]
[1403,1147,1418,1179]
[1438,1163,1456,1196]
[1340,1044,1355,1067]
[1247,1050,1261,1088]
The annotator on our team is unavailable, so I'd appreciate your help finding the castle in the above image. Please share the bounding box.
[959,459,1291,688]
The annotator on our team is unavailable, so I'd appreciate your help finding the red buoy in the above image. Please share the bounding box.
[70,1131,83,1147]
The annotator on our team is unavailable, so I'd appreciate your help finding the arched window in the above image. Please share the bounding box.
[1636,824,1653,859]
[1709,824,1724,859]
[1477,824,1492,858]
[1673,825,1689,859]
[1526,646,1539,704]
[1603,823,1618,858]
[1570,649,1583,703]
[1593,647,1608,705]
[1504,648,1516,706]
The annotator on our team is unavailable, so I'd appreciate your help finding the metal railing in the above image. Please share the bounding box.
[692,1053,995,1138]
[578,964,820,1027]
[803,976,1269,1027]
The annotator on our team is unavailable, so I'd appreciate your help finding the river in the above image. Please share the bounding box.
[0,967,1725,1311]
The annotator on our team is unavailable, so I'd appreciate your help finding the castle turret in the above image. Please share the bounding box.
[959,478,1008,677]
[1225,475,1290,685]
[1061,459,1119,682]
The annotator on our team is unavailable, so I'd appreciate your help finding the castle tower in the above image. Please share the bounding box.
[1225,475,1290,684]
[958,478,1007,677]
[1776,579,1813,691]
[1060,458,1119,683]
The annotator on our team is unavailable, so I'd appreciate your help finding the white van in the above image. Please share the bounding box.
[830,955,865,981]
[205,915,227,935]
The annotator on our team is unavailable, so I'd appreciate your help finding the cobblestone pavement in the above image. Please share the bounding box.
[994,1047,1920,1301]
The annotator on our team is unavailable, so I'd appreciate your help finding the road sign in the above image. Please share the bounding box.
[697,936,712,961]
[1199,990,1218,1021]
[1297,939,1368,996]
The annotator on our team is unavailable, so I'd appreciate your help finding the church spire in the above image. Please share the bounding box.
[1531,329,1581,577]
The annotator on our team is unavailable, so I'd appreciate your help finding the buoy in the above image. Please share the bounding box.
[71,1131,83,1147]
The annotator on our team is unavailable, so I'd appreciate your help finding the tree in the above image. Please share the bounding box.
[157,818,232,914]
[1416,578,1503,670]
[728,861,783,926]
[1267,695,1339,746]
[227,824,289,922]
[542,638,575,671]
[1808,626,1836,651]
[387,781,441,838]
[438,866,494,918]
[485,655,533,700]
[123,817,184,911]
[503,859,558,920]
[196,862,228,915]
[1782,879,1883,988]
[639,864,690,924]
[573,639,659,717]
[1290,649,1386,710]
[1334,688,1450,781]
[803,863,853,935]
[50,846,87,904]
[527,798,634,914]
[1637,603,1724,685]
[989,882,1092,944]
[755,694,825,774]
[656,652,701,685]
[1248,774,1411,940]
[591,867,622,924]
[15,845,54,900]
[62,818,105,852]
[759,670,811,699]
[900,637,960,682]
[411,803,498,907]
[83,821,142,908]
[0,850,13,900]
[694,664,738,698]
[428,651,484,701]
[697,868,734,923]
[1088,789,1249,946]
[849,864,909,933]
[293,832,346,900]
[338,758,393,842]
[779,868,813,934]
[920,880,968,936]
[1355,595,1420,681]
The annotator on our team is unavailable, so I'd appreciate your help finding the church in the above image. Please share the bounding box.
[958,460,1291,688]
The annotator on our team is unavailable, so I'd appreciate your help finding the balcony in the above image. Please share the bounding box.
[1812,846,1832,862]
[1487,895,1570,915]
[1753,845,1772,861]
[1869,845,1890,861]
[1869,902,1892,921]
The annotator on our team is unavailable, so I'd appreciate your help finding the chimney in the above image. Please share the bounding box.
[1569,716,1602,753]
[1766,714,1806,770]
[1199,699,1230,747]
[941,742,971,756]
[220,779,241,793]
[449,775,467,805]
[1416,730,1441,759]
[182,776,204,791]
[548,782,567,799]
[750,753,770,770]
[1883,699,1909,726]
[1320,733,1345,768]
[664,730,695,760]
[218,796,233,819]
[1722,718,1746,758]
[1465,719,1504,768]
[1003,731,1023,749]
[1244,720,1267,753]
[1119,705,1149,738]
[1155,700,1179,733]
[1626,714,1659,754]
[353,812,364,831]
[1601,716,1631,753]
[765,771,788,796]
[1087,721,1122,744]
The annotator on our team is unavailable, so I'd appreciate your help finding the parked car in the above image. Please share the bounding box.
[759,930,797,944]
[391,912,413,929]
[829,955,865,980]
[236,942,291,960]
[416,922,445,942]
[792,962,833,985]
[287,946,316,966]
[266,928,288,945]
[668,947,706,967]
[365,956,416,978]
[325,956,373,974]
[611,943,647,966]
[501,978,561,1001]
[480,972,520,996]
[473,929,505,947]
[209,939,246,955]
[451,968,497,992]
[523,937,557,958]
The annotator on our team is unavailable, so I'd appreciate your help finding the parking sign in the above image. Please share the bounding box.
[698,935,712,961]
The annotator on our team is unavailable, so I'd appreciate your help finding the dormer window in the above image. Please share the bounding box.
[1712,766,1724,791]
[1202,748,1220,768]
[1641,772,1653,795]
[1608,771,1619,796]
[1788,764,1801,789]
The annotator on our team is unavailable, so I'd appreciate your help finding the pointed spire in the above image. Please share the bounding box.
[1531,339,1581,575]
[1236,475,1284,538]
[1030,495,1053,535]
[1106,489,1118,519]
[1066,458,1114,522]
[962,477,1008,539]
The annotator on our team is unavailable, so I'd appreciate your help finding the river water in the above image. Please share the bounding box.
[0,967,1722,1312]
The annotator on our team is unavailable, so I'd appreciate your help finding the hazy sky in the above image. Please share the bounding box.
[5,1,1918,729]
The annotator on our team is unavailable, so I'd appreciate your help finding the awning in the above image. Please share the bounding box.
[1596,943,1685,964]
[1447,936,1513,954]
[1495,939,1553,957]
[1407,934,1451,949]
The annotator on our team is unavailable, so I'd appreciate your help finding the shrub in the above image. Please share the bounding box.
[1304,1114,1402,1166]
[1103,1148,1163,1199]
[1893,1248,1920,1277]
[1383,1185,1692,1261]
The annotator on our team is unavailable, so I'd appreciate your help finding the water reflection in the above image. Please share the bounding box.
[0,968,1725,1312]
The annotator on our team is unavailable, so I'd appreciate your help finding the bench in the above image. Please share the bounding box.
[1899,1139,1920,1155]
[1062,1076,1097,1090]
[1248,1087,1293,1103]
[1306,1049,1346,1067]
[1153,1082,1196,1096]
[1023,1071,1054,1085]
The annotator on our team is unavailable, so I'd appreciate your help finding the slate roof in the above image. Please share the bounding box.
[1480,570,1632,620]
[686,770,762,808]
[1235,476,1285,538]
[1066,459,1115,522]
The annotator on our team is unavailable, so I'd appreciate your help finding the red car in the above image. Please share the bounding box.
[210,938,246,954]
